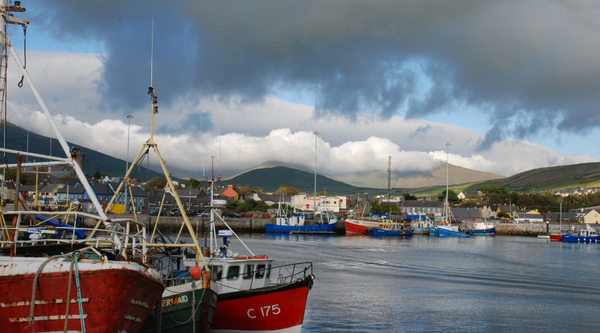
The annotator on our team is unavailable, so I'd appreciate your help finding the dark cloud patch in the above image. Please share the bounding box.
[28,0,600,146]
[154,111,214,134]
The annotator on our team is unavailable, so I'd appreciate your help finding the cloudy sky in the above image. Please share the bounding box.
[4,0,600,185]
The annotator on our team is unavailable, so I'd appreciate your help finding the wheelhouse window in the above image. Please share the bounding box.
[266,264,272,279]
[243,264,254,280]
[227,265,240,280]
[209,265,223,281]
[255,264,266,279]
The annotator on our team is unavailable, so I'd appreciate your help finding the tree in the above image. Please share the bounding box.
[146,177,167,191]
[437,190,460,204]
[403,193,417,200]
[93,170,102,179]
[275,185,301,197]
[185,178,203,189]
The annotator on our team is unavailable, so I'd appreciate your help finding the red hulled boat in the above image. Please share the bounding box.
[0,3,164,331]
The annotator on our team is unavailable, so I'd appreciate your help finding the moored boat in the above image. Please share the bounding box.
[188,182,314,333]
[438,223,469,237]
[344,217,411,235]
[0,3,164,331]
[468,221,496,236]
[561,225,599,243]
[265,203,335,234]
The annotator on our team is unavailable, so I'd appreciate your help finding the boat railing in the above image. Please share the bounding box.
[0,211,149,262]
[273,262,313,285]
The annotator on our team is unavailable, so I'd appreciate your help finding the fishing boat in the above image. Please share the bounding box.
[468,220,496,236]
[369,223,412,236]
[265,202,336,234]
[106,71,216,331]
[408,214,433,235]
[561,224,599,243]
[0,3,165,332]
[438,223,469,237]
[188,182,314,333]
[344,216,411,235]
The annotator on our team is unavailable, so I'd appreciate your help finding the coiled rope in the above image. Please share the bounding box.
[26,249,90,332]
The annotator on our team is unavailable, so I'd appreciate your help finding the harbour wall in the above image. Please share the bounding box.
[92,216,596,236]
[95,216,347,235]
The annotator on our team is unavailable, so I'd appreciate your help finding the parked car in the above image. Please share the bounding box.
[186,209,197,217]
[199,211,209,217]
[169,209,183,216]
[149,208,167,216]
[226,212,240,218]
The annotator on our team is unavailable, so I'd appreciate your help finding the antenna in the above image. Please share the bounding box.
[201,114,205,178]
[387,155,391,197]
[150,16,154,85]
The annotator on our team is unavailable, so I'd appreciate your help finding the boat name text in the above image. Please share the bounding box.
[163,295,188,307]
[247,304,281,319]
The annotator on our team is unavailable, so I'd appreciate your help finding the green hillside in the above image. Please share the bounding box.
[224,166,379,195]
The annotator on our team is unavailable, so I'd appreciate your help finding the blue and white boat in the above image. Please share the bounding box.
[368,223,413,236]
[468,221,496,236]
[561,224,599,243]
[265,203,336,234]
[438,224,469,237]
[409,215,433,235]
[428,226,439,235]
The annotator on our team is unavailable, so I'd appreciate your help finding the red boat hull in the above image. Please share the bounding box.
[550,235,562,241]
[0,268,164,333]
[344,220,369,234]
[210,275,313,333]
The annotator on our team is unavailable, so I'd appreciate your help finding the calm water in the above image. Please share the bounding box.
[223,233,600,333]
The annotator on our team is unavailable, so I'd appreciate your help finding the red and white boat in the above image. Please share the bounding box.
[186,185,314,333]
[0,3,164,332]
[344,217,409,235]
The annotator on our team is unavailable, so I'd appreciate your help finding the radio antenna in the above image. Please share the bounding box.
[150,16,154,85]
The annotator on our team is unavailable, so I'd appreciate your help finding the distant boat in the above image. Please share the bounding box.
[408,215,433,235]
[561,225,599,243]
[438,223,469,237]
[469,221,496,236]
[265,203,336,234]
[369,223,413,236]
[345,216,411,235]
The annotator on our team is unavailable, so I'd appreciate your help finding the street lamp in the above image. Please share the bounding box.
[314,131,319,217]
[125,114,133,213]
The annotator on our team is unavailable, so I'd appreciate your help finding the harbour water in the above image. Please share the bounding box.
[222,233,600,332]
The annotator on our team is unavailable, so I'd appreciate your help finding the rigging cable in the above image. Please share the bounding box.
[17,26,25,87]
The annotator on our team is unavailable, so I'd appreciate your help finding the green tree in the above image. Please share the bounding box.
[437,190,460,204]
[185,178,203,189]
[403,193,417,200]
[146,177,167,191]
[93,170,102,179]
[275,185,301,197]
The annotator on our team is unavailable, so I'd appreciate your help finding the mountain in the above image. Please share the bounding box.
[462,162,600,193]
[0,122,166,181]
[224,165,364,195]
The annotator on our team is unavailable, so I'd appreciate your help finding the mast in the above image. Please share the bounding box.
[445,143,451,223]
[387,155,391,198]
[313,131,319,215]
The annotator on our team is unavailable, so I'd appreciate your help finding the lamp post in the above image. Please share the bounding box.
[445,143,451,222]
[125,114,133,213]
[314,131,319,217]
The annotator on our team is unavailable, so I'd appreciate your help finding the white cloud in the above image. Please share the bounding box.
[5,49,598,184]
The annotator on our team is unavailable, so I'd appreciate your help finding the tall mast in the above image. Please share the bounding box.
[445,143,451,223]
[313,131,319,215]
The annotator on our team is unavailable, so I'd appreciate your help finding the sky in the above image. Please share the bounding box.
[3,0,600,186]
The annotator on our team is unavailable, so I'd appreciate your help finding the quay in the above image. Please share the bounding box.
[90,216,598,236]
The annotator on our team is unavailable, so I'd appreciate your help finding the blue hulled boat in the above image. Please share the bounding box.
[428,226,439,235]
[561,225,599,243]
[438,224,469,237]
[468,221,496,236]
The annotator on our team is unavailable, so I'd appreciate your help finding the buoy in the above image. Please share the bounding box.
[190,266,201,280]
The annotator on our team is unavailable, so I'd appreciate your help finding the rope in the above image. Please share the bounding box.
[74,252,86,333]
[63,259,75,333]
[26,253,69,330]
